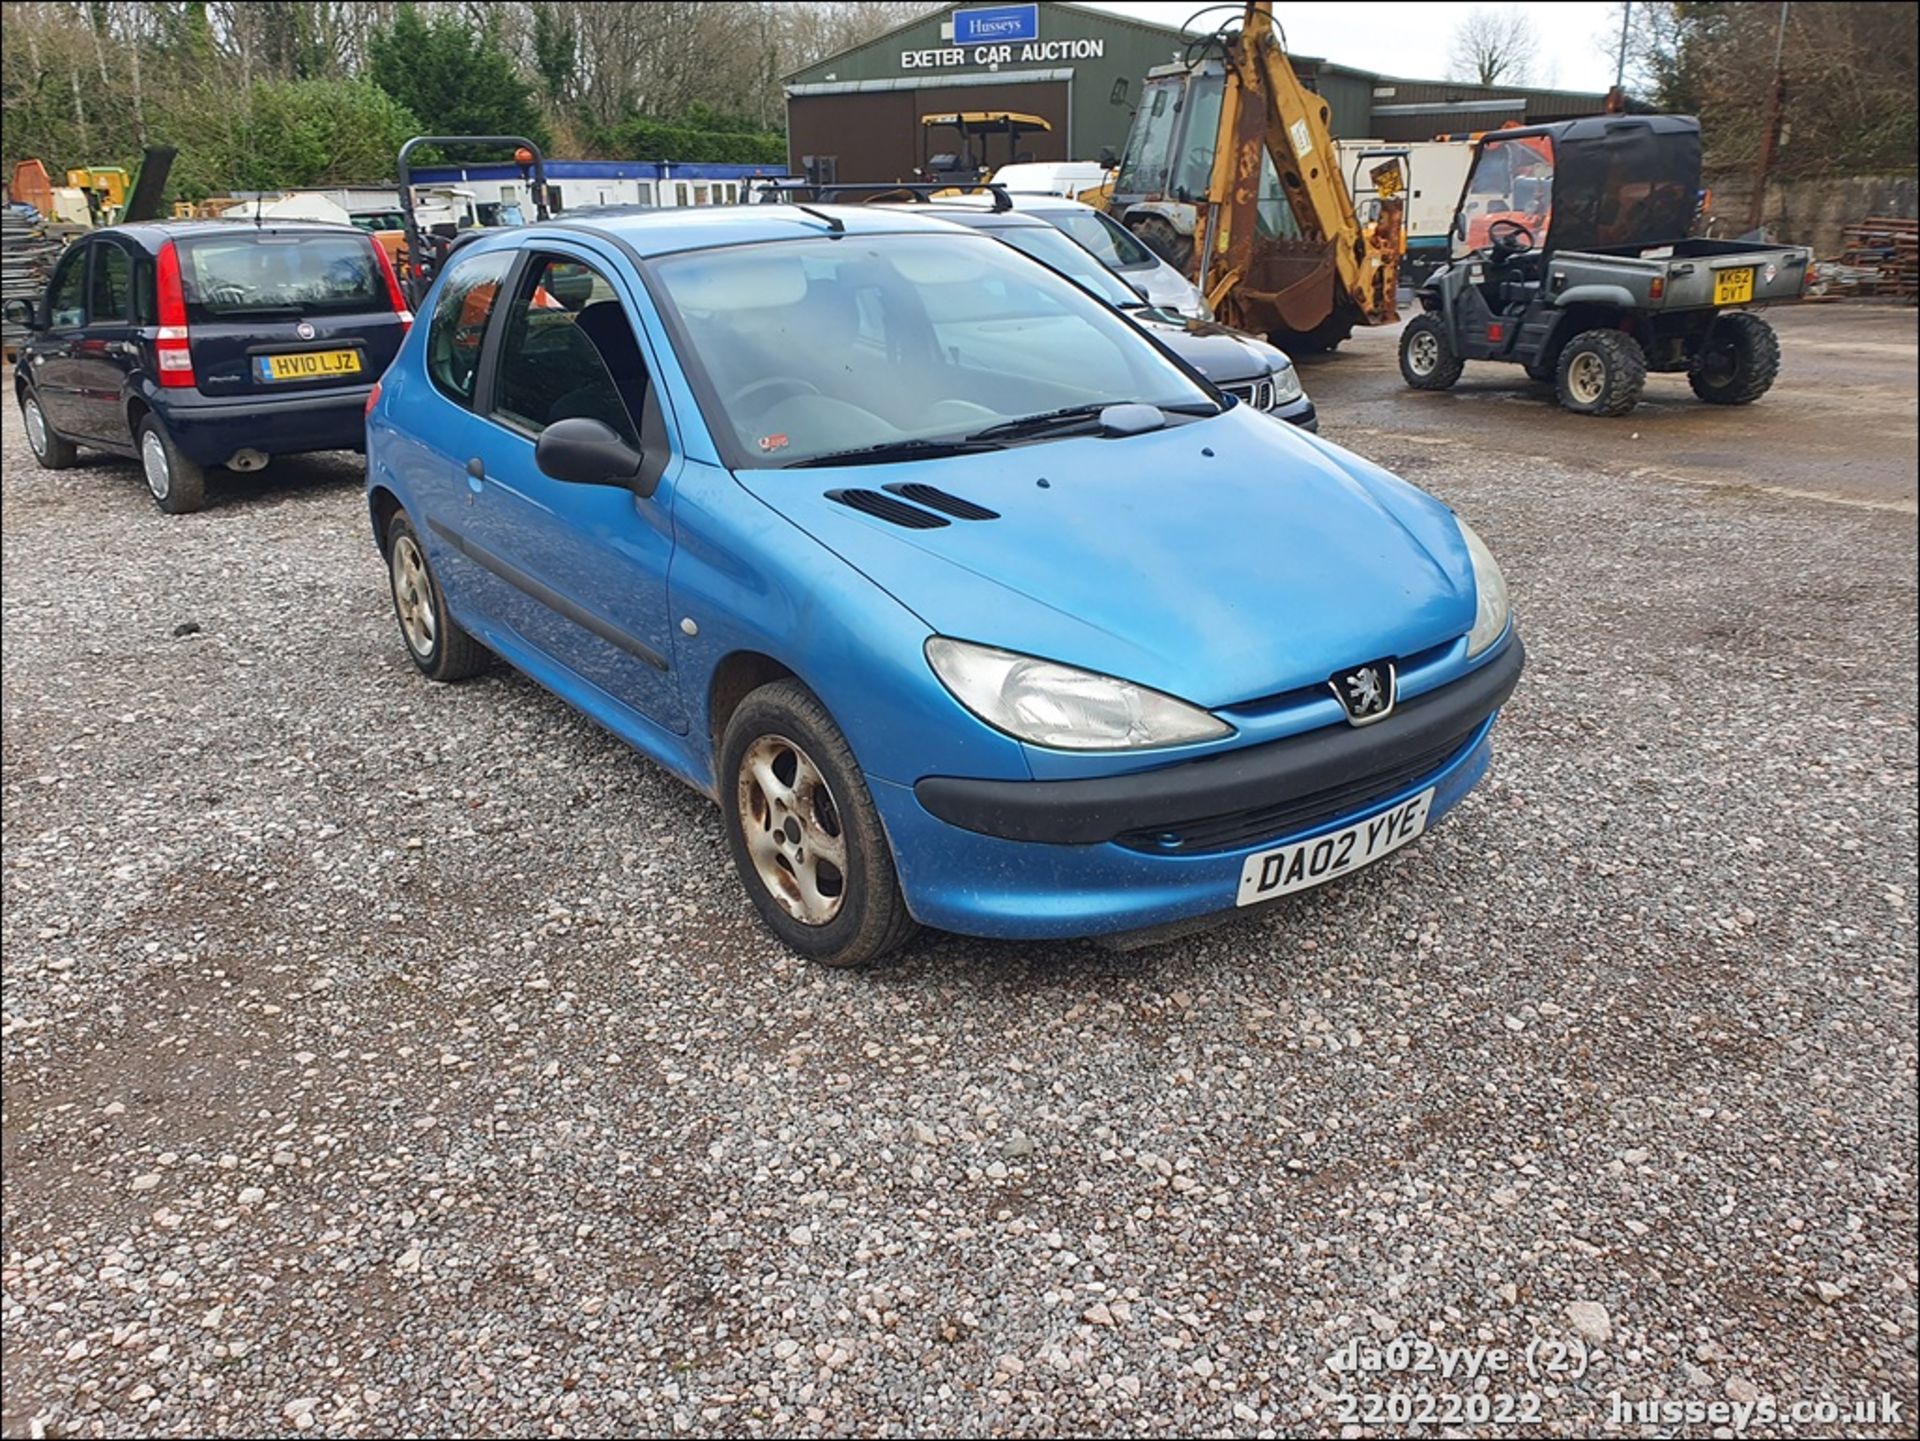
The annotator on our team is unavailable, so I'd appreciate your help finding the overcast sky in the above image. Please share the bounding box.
[1077,2,1625,92]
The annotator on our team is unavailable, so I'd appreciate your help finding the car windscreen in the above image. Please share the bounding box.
[650,232,1213,470]
[1046,209,1158,272]
[988,225,1139,308]
[178,232,384,320]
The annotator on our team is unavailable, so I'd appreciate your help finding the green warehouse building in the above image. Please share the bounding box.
[784,2,1608,183]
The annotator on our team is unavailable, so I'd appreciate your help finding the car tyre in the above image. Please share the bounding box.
[1127,214,1193,274]
[137,415,207,514]
[1555,328,1646,416]
[384,511,488,681]
[720,679,918,968]
[21,393,79,469]
[1399,314,1464,390]
[1688,311,1779,405]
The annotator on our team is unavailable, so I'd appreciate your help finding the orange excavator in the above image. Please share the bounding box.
[1089,1,1402,350]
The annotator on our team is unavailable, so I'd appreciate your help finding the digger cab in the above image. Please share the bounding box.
[918,112,1053,182]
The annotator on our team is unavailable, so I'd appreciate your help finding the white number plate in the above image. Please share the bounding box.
[1235,789,1434,906]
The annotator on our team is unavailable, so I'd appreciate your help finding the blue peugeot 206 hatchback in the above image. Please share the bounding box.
[365,206,1523,966]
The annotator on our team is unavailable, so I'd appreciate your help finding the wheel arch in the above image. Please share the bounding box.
[368,484,404,554]
[706,650,799,769]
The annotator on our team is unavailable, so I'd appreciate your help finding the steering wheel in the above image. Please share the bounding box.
[1487,218,1536,256]
[730,377,821,412]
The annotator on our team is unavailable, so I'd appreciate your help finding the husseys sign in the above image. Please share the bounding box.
[901,5,1106,69]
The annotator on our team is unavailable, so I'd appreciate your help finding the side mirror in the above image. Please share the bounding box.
[535,417,651,494]
[3,297,38,329]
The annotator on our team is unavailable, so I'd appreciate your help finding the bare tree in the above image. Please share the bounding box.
[1448,6,1539,87]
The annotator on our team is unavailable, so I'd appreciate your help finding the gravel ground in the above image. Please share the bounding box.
[2,374,1915,1438]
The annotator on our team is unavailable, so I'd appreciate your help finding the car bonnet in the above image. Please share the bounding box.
[733,409,1475,710]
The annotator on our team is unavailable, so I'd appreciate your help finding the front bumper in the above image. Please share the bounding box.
[156,384,373,466]
[871,635,1522,940]
[1277,397,1318,431]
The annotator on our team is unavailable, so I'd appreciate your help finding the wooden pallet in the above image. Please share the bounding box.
[1824,215,1918,300]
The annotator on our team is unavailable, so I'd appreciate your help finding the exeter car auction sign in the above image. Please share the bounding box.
[902,3,1106,69]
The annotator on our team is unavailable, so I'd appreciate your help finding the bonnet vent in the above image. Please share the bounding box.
[883,483,1000,521]
[826,488,949,529]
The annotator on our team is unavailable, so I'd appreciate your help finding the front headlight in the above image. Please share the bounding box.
[925,638,1232,751]
[1458,518,1511,656]
[1268,364,1303,405]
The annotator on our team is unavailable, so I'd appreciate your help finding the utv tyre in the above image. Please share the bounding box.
[384,511,489,681]
[1127,214,1193,274]
[1555,329,1646,416]
[720,679,918,969]
[21,393,79,469]
[1399,314,1464,390]
[138,415,207,514]
[1689,311,1780,405]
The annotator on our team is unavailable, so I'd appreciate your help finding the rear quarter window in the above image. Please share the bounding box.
[426,249,515,407]
[178,232,384,321]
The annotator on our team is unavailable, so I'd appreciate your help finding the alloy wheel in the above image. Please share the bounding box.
[390,533,438,658]
[737,734,847,925]
[1567,351,1607,405]
[1407,329,1440,375]
[23,400,50,461]
[140,429,172,500]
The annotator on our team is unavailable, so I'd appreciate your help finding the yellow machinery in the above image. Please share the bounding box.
[1093,1,1401,349]
[918,112,1053,183]
[66,166,131,222]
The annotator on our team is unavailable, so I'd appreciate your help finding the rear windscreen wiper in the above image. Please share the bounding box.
[784,437,1003,468]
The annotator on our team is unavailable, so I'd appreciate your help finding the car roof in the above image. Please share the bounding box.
[92,219,367,248]
[865,205,1051,231]
[518,204,982,258]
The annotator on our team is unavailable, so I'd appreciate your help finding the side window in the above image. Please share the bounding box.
[90,244,132,323]
[426,248,515,406]
[47,245,88,328]
[490,254,647,448]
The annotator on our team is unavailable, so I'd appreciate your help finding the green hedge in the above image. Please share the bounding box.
[600,117,786,166]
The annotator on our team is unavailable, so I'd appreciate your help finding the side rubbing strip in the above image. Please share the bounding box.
[426,518,669,671]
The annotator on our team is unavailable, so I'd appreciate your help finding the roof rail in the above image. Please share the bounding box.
[750,181,1013,212]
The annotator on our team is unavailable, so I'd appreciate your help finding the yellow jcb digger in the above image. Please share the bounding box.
[1087,1,1402,350]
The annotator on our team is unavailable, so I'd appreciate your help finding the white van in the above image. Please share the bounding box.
[989,161,1111,198]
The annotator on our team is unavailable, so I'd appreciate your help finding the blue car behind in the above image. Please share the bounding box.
[365,205,1522,966]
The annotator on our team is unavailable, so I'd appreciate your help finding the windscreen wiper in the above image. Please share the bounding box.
[967,400,1219,443]
[784,436,1004,468]
[964,402,1112,442]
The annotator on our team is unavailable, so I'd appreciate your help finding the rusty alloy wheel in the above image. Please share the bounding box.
[735,733,848,925]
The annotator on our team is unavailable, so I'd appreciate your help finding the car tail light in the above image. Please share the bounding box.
[154,241,195,389]
[364,379,382,417]
[371,241,413,331]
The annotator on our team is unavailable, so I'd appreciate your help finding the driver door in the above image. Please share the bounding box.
[466,244,687,733]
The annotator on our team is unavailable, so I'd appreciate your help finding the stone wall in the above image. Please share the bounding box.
[1702,171,1919,256]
